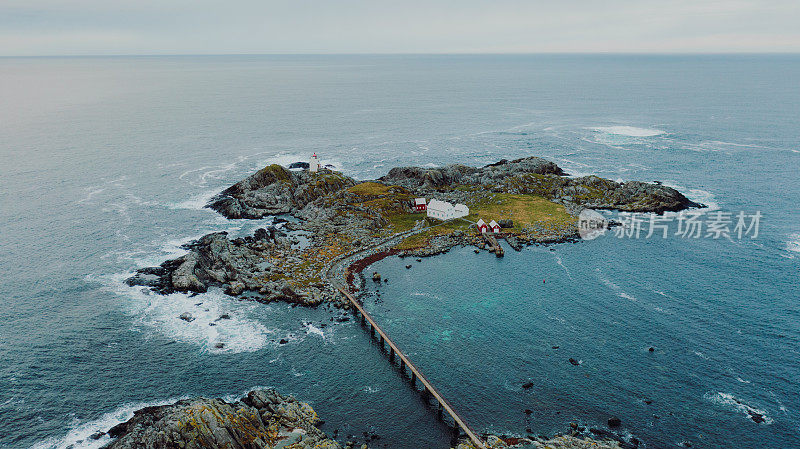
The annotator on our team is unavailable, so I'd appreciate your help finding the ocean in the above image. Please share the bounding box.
[0,54,798,448]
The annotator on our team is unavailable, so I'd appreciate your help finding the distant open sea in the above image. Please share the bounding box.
[1,55,798,449]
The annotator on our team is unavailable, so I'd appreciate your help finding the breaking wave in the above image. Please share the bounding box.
[706,392,773,425]
[591,126,666,137]
[94,273,273,354]
[30,395,189,449]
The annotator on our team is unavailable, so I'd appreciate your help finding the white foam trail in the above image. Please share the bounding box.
[706,392,773,425]
[595,269,636,302]
[552,254,573,280]
[591,126,666,137]
[30,395,190,449]
[94,273,273,354]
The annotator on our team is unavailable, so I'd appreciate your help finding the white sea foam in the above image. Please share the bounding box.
[785,233,800,258]
[706,392,773,425]
[95,273,272,353]
[305,323,326,340]
[662,182,720,213]
[30,395,190,449]
[591,126,666,137]
[167,188,221,210]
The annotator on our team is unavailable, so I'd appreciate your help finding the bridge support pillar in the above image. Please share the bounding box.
[411,372,416,386]
[438,402,443,419]
[389,347,395,362]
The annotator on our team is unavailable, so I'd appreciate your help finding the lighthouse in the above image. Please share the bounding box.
[309,153,320,172]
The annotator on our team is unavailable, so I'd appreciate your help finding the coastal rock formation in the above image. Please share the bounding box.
[208,164,356,219]
[103,389,345,449]
[126,229,331,306]
[455,434,622,449]
[380,157,565,189]
[381,157,699,214]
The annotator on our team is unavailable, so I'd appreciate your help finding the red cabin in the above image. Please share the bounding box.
[414,198,427,212]
[476,219,489,233]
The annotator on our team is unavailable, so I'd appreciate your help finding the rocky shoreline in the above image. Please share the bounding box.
[99,389,356,449]
[91,388,632,449]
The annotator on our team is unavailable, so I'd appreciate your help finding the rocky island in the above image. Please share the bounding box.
[117,156,700,449]
[128,156,699,308]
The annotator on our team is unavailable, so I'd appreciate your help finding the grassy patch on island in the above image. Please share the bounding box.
[468,193,574,231]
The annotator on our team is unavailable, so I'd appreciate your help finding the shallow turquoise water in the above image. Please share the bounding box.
[0,55,798,448]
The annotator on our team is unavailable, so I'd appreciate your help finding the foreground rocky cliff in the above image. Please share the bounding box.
[103,389,351,449]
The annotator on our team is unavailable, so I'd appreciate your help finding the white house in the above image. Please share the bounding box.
[427,199,469,220]
[453,203,469,218]
[309,153,321,172]
[426,199,452,220]
[489,220,501,233]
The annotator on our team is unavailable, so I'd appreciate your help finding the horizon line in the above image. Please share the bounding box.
[2,51,800,59]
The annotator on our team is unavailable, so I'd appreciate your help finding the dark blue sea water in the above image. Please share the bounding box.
[1,55,798,449]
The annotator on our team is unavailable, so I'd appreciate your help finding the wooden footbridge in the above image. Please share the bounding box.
[483,233,504,257]
[336,285,486,449]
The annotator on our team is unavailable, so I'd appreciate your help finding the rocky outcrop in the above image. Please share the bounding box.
[380,157,565,190]
[501,174,700,214]
[103,389,346,449]
[455,434,622,449]
[208,165,356,219]
[380,157,698,214]
[126,229,331,306]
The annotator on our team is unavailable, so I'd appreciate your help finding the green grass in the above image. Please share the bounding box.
[469,193,574,231]
[347,181,393,196]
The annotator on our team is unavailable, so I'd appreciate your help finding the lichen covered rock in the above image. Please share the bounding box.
[104,389,345,449]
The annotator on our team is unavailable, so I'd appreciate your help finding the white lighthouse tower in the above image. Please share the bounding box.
[309,153,321,172]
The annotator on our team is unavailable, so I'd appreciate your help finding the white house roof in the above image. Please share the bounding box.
[415,198,426,205]
[489,220,500,228]
[427,199,453,210]
[476,218,487,226]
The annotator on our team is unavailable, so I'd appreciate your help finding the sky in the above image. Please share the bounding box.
[1,0,800,56]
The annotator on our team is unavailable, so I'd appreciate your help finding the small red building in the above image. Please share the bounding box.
[476,219,489,234]
[489,220,501,233]
[414,198,427,212]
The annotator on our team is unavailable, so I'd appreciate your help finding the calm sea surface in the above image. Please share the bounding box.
[0,55,798,448]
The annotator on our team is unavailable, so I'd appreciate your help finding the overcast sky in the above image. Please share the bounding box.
[2,0,799,56]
